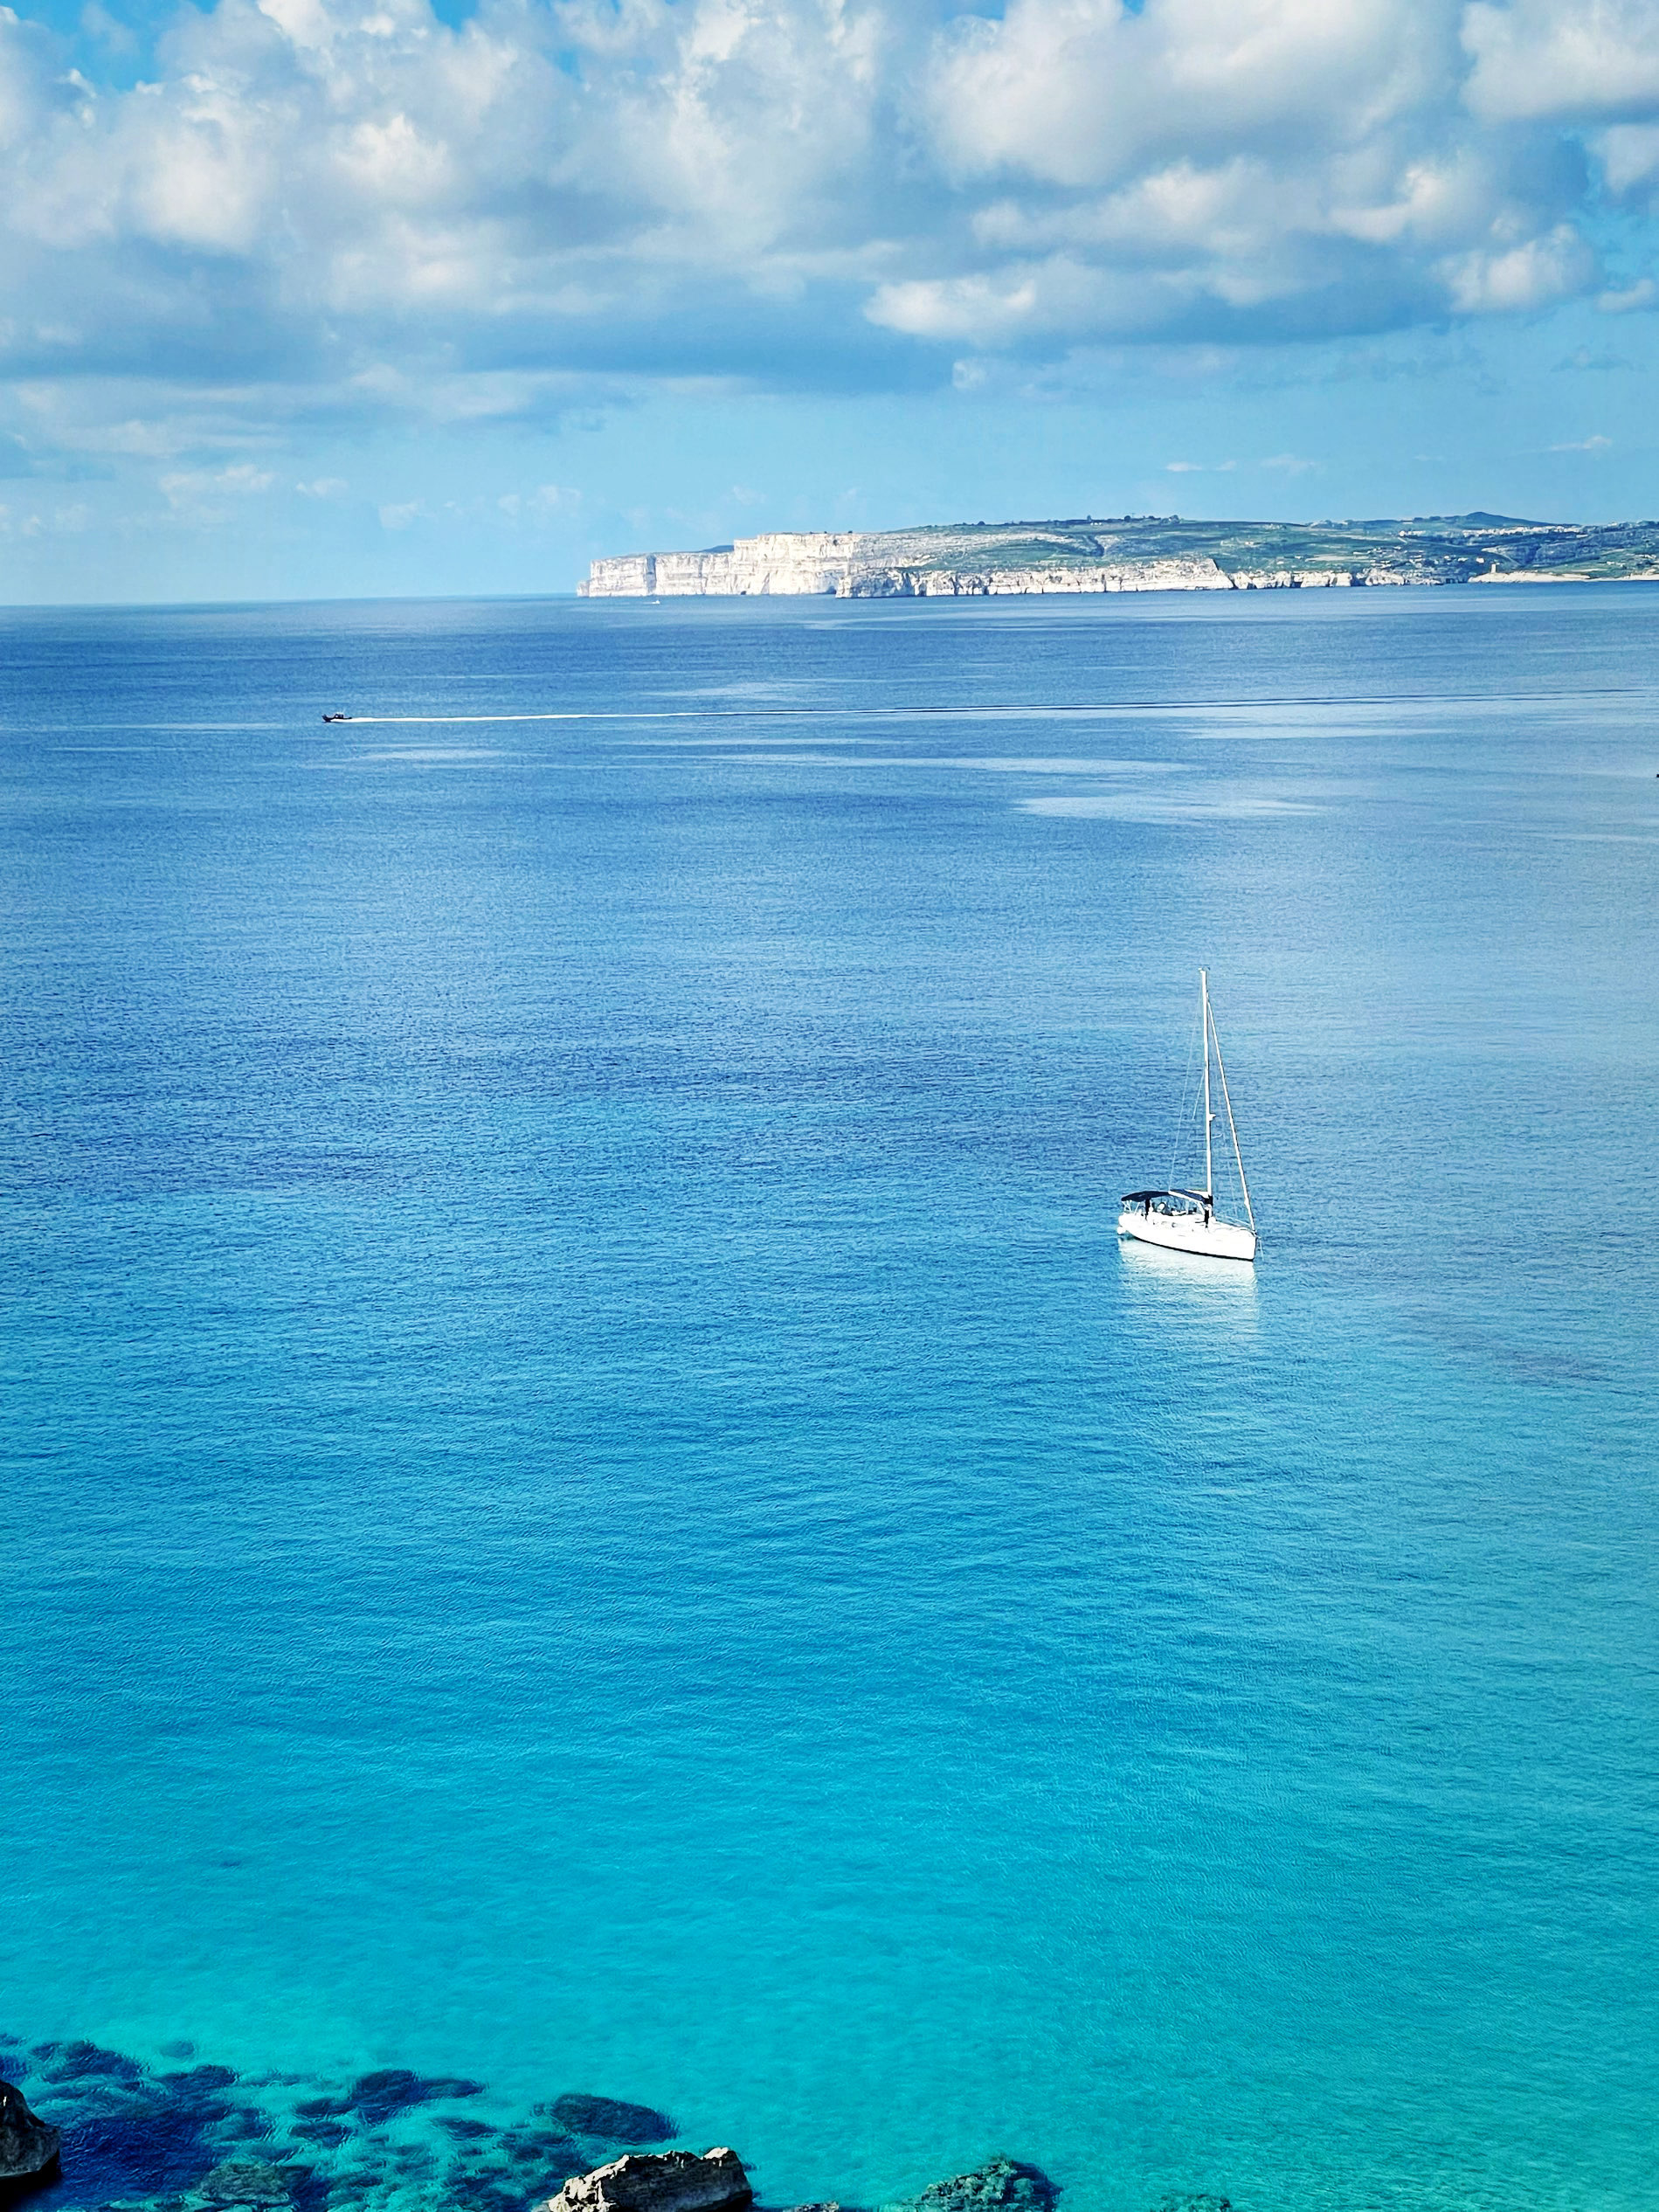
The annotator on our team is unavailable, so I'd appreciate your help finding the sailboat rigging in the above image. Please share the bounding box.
[1118,970,1258,1262]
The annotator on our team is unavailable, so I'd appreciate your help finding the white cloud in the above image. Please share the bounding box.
[1598,276,1658,312]
[0,500,91,535]
[1462,0,1659,123]
[927,0,1451,191]
[0,0,1656,454]
[1594,123,1659,196]
[1548,433,1613,451]
[497,482,580,520]
[160,461,277,507]
[1438,224,1595,314]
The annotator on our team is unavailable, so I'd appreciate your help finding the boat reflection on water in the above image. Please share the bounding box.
[1116,1229,1261,1340]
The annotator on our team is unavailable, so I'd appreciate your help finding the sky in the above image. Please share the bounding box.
[7,0,1659,601]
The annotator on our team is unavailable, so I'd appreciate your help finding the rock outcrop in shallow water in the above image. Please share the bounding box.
[0,2082,60,2188]
[885,2158,1057,2212]
[543,2149,753,2212]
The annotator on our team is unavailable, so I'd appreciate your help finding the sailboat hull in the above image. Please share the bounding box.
[1117,1209,1257,1262]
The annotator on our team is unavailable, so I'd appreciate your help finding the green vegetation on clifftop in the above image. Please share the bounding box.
[893,513,1659,583]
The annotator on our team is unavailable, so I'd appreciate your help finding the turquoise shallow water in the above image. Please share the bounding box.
[3,587,1658,2212]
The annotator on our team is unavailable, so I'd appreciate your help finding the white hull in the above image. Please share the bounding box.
[1117,1208,1256,1262]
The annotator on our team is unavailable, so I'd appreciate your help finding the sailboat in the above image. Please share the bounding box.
[1118,970,1258,1262]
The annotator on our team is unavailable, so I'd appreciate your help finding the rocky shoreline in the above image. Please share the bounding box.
[0,2037,1220,2212]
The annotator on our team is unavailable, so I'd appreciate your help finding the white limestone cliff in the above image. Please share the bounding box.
[577,529,1415,598]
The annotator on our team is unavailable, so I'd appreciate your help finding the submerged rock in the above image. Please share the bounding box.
[1149,2198,1229,2212]
[543,2148,753,2212]
[547,2100,674,2147]
[164,2072,239,2101]
[0,2083,61,2184]
[889,2162,1057,2212]
[499,2128,584,2171]
[195,2162,294,2206]
[343,2071,485,2125]
[35,2043,144,2087]
[43,2066,242,2201]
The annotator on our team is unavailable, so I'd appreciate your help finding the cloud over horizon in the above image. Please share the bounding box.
[6,0,1659,518]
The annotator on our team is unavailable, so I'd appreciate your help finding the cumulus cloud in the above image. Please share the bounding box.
[925,0,1452,190]
[1462,0,1659,122]
[3,0,1659,458]
[1439,222,1596,313]
[1598,276,1659,311]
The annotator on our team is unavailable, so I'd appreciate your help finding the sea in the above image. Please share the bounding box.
[3,585,1656,2212]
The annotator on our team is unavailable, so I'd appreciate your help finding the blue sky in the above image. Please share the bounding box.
[7,0,1659,601]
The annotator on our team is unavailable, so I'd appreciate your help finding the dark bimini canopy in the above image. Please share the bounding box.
[1119,1189,1211,1205]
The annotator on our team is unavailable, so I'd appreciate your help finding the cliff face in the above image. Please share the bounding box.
[578,522,1451,598]
[584,533,876,596]
[579,513,1659,597]
[579,537,1379,598]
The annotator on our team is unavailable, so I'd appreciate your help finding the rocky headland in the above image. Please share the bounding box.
[579,513,1659,598]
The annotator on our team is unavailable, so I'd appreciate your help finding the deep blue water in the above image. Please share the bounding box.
[3,587,1657,2212]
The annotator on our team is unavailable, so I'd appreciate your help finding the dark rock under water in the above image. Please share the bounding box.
[33,2052,142,2092]
[0,2037,671,2212]
[197,2162,295,2206]
[0,2031,1196,2212]
[546,2101,674,2147]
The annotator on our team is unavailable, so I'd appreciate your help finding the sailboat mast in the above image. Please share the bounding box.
[1200,968,1213,1202]
[1210,1013,1256,1235]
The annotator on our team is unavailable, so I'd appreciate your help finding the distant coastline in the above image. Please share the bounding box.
[579,514,1659,598]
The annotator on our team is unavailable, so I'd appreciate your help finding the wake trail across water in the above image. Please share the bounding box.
[326,683,1645,726]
